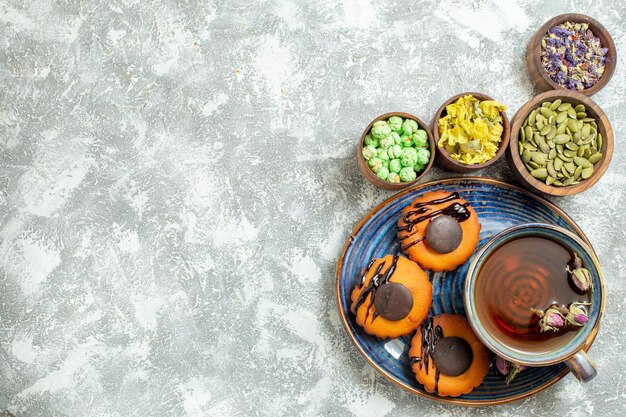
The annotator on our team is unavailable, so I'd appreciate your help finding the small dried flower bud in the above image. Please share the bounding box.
[495,356,510,375]
[568,253,593,293]
[535,305,566,332]
[566,302,591,327]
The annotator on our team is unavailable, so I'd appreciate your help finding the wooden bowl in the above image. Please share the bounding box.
[430,92,510,173]
[357,112,435,191]
[526,14,617,97]
[506,89,613,197]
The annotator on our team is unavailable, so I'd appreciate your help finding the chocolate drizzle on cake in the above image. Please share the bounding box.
[398,192,471,241]
[410,317,444,393]
[351,255,400,323]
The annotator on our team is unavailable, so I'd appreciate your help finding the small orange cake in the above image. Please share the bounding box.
[409,314,490,397]
[397,190,480,271]
[350,255,432,339]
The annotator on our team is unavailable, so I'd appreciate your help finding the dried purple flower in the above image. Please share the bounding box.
[541,21,608,90]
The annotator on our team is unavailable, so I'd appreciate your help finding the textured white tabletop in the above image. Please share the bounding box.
[0,0,624,416]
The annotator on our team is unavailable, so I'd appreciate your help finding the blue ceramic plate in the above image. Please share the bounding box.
[335,177,598,406]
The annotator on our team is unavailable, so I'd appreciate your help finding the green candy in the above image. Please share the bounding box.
[400,147,418,167]
[416,148,431,165]
[382,159,390,169]
[379,134,395,149]
[388,116,403,132]
[400,134,414,147]
[364,134,378,148]
[371,120,391,139]
[387,172,400,183]
[412,130,428,148]
[387,144,402,159]
[376,166,390,180]
[362,145,377,161]
[367,157,383,173]
[413,162,425,173]
[402,119,418,136]
[389,159,402,173]
[399,166,416,182]
[390,131,401,145]
[377,149,390,162]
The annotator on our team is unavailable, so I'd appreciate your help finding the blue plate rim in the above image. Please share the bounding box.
[334,176,598,407]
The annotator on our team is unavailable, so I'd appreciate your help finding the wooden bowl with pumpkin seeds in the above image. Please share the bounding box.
[506,89,613,197]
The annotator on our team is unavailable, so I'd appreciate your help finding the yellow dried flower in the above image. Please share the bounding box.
[437,95,507,165]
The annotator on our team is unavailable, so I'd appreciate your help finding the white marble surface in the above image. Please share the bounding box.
[0,0,625,416]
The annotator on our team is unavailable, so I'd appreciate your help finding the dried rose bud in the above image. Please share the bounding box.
[536,305,566,332]
[495,356,511,375]
[566,302,591,327]
[505,363,527,385]
[568,253,593,293]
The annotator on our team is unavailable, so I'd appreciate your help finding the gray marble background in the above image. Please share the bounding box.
[0,0,624,416]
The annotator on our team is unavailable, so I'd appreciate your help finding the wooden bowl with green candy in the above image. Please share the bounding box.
[506,89,613,197]
[357,112,435,191]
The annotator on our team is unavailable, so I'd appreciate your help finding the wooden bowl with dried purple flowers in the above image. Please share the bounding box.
[526,14,616,97]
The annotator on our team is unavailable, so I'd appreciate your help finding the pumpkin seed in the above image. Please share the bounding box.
[524,126,533,141]
[524,143,538,152]
[564,162,576,173]
[574,104,585,113]
[596,133,603,150]
[518,141,524,155]
[567,107,577,119]
[576,112,587,119]
[540,125,552,136]
[541,101,551,108]
[574,157,591,168]
[581,166,594,179]
[528,110,537,125]
[554,157,563,171]
[531,168,548,179]
[583,147,592,158]
[546,126,557,140]
[588,153,602,164]
[563,149,577,158]
[522,149,531,163]
[549,99,562,110]
[556,111,568,124]
[554,134,570,145]
[556,144,564,154]
[577,146,585,157]
[556,123,567,135]
[561,166,570,178]
[563,177,574,186]
[568,118,579,132]
[565,142,578,151]
[557,103,572,111]
[548,148,556,160]
[531,152,546,165]
[553,179,564,186]
[574,165,582,180]
[540,107,552,119]
[547,161,557,177]
[528,161,540,169]
[546,175,555,186]
[581,124,591,138]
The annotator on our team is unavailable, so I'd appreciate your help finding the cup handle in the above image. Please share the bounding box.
[565,350,597,382]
